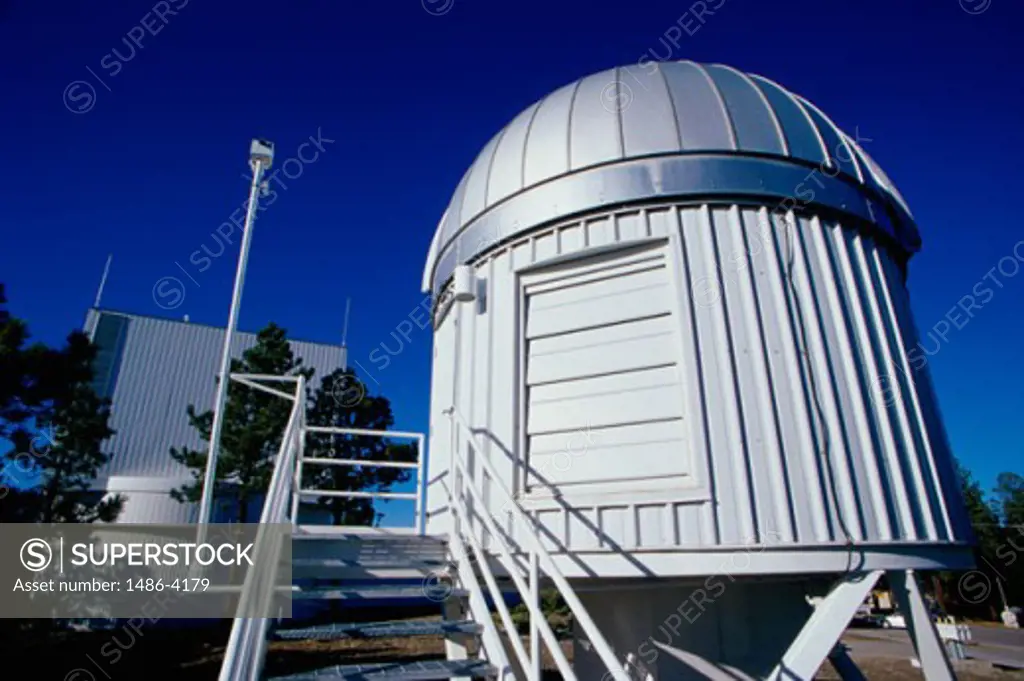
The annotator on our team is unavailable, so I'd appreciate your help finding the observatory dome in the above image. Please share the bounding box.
[422,63,971,675]
[423,61,919,293]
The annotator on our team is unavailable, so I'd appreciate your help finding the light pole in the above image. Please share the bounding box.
[197,139,274,536]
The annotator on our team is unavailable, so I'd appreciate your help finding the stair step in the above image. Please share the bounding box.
[293,584,467,602]
[292,559,451,580]
[294,526,446,541]
[265,659,496,680]
[272,619,482,641]
[292,559,449,567]
[292,538,448,567]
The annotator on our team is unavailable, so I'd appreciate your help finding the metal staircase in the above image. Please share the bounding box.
[213,373,632,681]
[264,527,497,681]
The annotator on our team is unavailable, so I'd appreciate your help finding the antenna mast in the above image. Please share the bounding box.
[340,297,351,370]
[93,254,113,308]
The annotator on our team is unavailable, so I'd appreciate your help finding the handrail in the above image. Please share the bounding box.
[448,435,574,678]
[294,425,426,534]
[215,374,430,681]
[442,484,514,678]
[219,375,306,681]
[444,407,631,681]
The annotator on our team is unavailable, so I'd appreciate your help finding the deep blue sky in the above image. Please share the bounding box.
[1,0,1021,501]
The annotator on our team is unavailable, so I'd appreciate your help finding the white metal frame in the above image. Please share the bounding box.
[767,571,882,681]
[445,406,632,681]
[767,569,958,681]
[890,569,957,680]
[214,372,429,681]
[219,374,305,681]
[295,425,425,534]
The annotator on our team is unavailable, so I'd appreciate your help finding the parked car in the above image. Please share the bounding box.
[850,613,885,628]
[879,610,948,629]
[882,612,906,629]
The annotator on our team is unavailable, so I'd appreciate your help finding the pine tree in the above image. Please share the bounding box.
[993,471,1024,528]
[954,462,1004,618]
[29,333,122,523]
[303,368,417,526]
[958,462,1002,552]
[0,283,46,446]
[0,285,122,523]
[170,323,313,523]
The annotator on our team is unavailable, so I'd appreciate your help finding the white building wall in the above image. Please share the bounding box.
[425,201,971,575]
[425,306,456,536]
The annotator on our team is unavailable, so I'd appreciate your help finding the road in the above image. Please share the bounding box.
[843,624,1024,670]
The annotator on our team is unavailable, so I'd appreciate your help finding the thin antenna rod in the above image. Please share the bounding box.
[93,254,113,308]
[341,297,352,346]
[340,297,351,371]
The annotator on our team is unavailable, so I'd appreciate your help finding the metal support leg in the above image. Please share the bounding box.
[889,569,957,681]
[442,592,472,681]
[828,644,868,681]
[529,550,541,681]
[766,571,883,681]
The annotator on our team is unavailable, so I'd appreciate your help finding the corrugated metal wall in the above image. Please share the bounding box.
[85,309,344,522]
[427,202,970,563]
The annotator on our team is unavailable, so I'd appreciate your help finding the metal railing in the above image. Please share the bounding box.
[444,407,631,681]
[219,374,306,681]
[213,372,429,681]
[294,425,426,534]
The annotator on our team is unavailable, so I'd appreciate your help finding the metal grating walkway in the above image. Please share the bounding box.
[265,659,497,680]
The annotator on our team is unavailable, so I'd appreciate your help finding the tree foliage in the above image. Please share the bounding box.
[170,323,312,523]
[0,284,121,523]
[1,283,47,444]
[994,472,1024,528]
[170,324,415,526]
[958,462,1002,552]
[304,368,417,526]
[940,461,1024,619]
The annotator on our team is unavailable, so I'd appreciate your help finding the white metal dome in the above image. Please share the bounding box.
[423,61,918,293]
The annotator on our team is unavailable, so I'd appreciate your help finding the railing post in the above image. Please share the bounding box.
[415,433,426,535]
[449,411,459,538]
[290,376,305,526]
[529,548,541,681]
[290,436,303,526]
[445,406,632,681]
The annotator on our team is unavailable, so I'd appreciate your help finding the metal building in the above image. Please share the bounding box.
[84,308,344,524]
[421,61,973,679]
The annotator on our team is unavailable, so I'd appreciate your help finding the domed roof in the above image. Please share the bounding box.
[424,61,919,293]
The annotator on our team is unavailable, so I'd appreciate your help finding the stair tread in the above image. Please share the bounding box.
[273,619,482,640]
[265,658,494,680]
[294,526,447,541]
[293,584,465,601]
[293,558,450,567]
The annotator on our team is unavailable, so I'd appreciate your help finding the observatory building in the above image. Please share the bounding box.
[84,308,343,524]
[422,62,973,678]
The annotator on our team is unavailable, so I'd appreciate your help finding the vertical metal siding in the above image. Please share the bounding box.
[91,310,344,488]
[430,201,968,567]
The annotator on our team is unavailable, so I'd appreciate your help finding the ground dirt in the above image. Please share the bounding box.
[11,620,1024,680]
